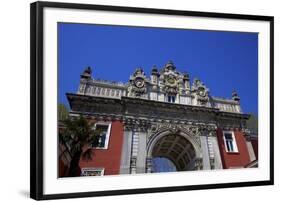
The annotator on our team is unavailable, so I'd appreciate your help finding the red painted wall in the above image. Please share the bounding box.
[217,128,251,169]
[79,120,124,175]
[59,159,68,177]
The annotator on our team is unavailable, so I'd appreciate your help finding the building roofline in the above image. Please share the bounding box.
[66,93,250,119]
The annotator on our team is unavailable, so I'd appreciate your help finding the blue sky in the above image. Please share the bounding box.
[58,23,258,115]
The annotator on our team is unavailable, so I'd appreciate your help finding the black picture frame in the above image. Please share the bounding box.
[30,1,274,200]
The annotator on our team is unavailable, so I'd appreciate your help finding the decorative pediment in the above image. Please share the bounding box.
[161,61,181,95]
[150,123,201,138]
[192,78,209,105]
[128,68,148,97]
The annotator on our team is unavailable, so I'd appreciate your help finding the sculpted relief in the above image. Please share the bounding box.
[128,68,148,97]
[191,78,210,106]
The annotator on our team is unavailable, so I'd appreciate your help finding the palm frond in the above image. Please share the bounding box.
[59,115,100,158]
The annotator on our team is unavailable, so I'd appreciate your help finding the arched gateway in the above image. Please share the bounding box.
[147,128,202,172]
[118,118,222,174]
[61,61,257,177]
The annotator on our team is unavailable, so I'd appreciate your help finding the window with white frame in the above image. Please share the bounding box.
[81,167,105,176]
[223,131,238,152]
[91,122,112,149]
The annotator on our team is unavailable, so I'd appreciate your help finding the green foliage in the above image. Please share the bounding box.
[246,113,258,134]
[60,116,100,156]
[59,116,101,176]
[58,103,69,121]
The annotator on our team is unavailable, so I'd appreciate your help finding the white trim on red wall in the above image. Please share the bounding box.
[222,130,239,153]
[92,122,112,150]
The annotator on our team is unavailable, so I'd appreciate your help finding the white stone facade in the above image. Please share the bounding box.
[78,61,241,113]
[67,62,255,174]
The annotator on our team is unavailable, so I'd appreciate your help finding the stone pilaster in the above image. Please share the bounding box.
[119,127,133,174]
[194,157,203,170]
[199,131,211,170]
[136,130,147,173]
[130,130,139,174]
[207,132,215,169]
[209,130,223,169]
[146,157,153,173]
[130,157,137,174]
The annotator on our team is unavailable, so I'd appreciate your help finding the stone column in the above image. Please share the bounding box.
[194,157,203,170]
[206,133,215,169]
[119,125,133,174]
[146,157,153,173]
[136,130,147,173]
[130,130,139,174]
[130,157,137,174]
[209,130,223,169]
[199,131,211,170]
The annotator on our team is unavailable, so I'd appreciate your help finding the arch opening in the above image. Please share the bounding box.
[152,157,177,173]
[151,133,197,172]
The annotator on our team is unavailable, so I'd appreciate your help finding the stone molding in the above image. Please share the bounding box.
[67,93,250,131]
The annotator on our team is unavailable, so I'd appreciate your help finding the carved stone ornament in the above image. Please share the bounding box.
[134,77,145,88]
[197,86,207,97]
[149,123,202,146]
[131,157,137,166]
[163,70,179,95]
[194,158,203,170]
[129,68,148,97]
[192,78,209,105]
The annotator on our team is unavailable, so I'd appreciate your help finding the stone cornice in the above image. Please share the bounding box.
[216,111,250,119]
[66,93,250,122]
[120,96,218,113]
[211,96,239,104]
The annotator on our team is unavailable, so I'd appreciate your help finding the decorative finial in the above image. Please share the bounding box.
[193,78,200,86]
[80,66,92,79]
[151,65,159,75]
[165,60,176,70]
[134,67,144,77]
[232,90,240,102]
[183,71,189,81]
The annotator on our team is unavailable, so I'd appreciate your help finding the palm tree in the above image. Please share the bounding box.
[58,103,69,121]
[59,116,101,177]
